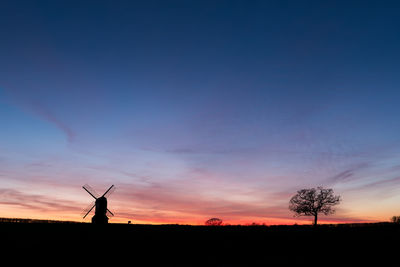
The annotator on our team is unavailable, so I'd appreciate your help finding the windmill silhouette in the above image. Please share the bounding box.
[82,184,115,224]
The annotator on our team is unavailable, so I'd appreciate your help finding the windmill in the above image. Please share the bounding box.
[82,184,115,224]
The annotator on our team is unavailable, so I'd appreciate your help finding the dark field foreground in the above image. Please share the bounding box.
[1,222,399,266]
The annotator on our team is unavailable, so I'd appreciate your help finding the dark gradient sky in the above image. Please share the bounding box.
[1,1,400,224]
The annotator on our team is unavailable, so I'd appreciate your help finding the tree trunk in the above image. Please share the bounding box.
[314,213,318,226]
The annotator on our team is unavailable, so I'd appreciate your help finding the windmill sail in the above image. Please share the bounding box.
[82,201,96,219]
[102,185,115,198]
[83,184,100,199]
[106,209,114,217]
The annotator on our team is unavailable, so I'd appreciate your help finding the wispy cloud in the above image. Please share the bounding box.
[0,188,81,214]
[2,86,76,144]
[348,176,400,193]
[328,162,370,184]
[27,101,75,143]
[112,180,311,223]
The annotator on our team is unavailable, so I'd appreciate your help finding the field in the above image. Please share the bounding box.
[1,220,399,266]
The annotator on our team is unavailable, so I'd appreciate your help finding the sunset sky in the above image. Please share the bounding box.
[1,1,400,225]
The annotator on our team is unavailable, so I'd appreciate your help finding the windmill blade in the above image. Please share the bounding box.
[106,209,114,218]
[83,184,99,199]
[82,202,95,219]
[102,185,115,198]
[81,200,95,216]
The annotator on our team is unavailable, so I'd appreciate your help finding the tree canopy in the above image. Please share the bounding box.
[205,218,223,226]
[289,187,341,225]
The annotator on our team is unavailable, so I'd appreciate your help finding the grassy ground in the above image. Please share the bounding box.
[1,221,398,266]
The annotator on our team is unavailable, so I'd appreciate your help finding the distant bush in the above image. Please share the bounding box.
[391,216,400,223]
[205,218,223,226]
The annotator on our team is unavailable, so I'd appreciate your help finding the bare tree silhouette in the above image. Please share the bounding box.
[391,216,400,223]
[289,187,341,226]
[205,218,223,226]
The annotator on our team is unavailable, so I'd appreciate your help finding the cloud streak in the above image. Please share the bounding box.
[28,101,75,143]
[327,162,371,184]
[0,188,81,214]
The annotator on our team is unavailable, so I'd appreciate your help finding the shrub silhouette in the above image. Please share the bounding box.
[289,187,341,226]
[391,216,400,223]
[205,218,223,226]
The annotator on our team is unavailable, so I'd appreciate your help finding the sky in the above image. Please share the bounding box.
[1,0,400,225]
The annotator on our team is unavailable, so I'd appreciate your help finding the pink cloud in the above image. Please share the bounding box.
[0,188,81,214]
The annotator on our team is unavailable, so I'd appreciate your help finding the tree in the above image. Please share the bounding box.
[289,187,341,226]
[391,216,400,223]
[205,218,223,226]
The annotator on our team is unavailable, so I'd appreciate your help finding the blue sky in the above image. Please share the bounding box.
[1,1,400,224]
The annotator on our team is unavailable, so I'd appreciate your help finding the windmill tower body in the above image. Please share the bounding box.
[92,196,109,224]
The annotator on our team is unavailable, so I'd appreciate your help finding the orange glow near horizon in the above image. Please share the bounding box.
[0,214,381,226]
[0,206,383,226]
[0,178,392,226]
